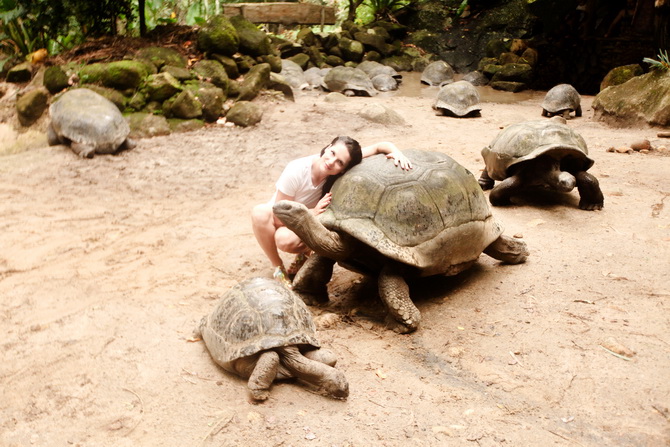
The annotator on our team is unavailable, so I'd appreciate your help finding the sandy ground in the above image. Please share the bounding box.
[1,73,669,446]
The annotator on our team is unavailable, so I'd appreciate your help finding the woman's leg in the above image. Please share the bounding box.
[251,203,285,268]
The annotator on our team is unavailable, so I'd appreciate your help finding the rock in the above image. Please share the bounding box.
[225,101,263,127]
[229,15,272,57]
[166,90,202,119]
[490,81,526,92]
[593,70,670,127]
[630,139,651,151]
[288,53,310,70]
[197,15,240,56]
[104,60,153,90]
[211,54,240,79]
[160,65,193,81]
[491,63,533,84]
[6,62,33,83]
[144,72,183,102]
[324,92,348,102]
[237,63,271,101]
[16,87,49,126]
[43,65,70,94]
[83,85,126,111]
[169,118,205,133]
[192,59,229,91]
[267,73,295,101]
[192,85,225,122]
[615,146,633,154]
[600,64,643,91]
[136,46,188,70]
[127,112,171,138]
[339,37,364,63]
[359,103,406,125]
[280,59,308,90]
[258,54,282,73]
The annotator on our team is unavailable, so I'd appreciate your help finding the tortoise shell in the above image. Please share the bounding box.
[322,66,376,96]
[433,80,482,116]
[481,118,593,181]
[321,150,503,276]
[541,84,581,115]
[198,277,320,366]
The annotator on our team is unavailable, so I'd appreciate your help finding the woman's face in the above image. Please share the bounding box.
[320,142,352,176]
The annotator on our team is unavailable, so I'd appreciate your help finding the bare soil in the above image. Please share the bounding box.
[1,77,669,446]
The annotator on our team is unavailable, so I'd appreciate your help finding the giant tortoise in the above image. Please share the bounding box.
[541,83,582,118]
[433,80,482,117]
[273,150,529,334]
[478,117,603,210]
[47,88,134,158]
[195,277,349,401]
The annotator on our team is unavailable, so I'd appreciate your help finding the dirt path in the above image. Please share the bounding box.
[1,77,669,446]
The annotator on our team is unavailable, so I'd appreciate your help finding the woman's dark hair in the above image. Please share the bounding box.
[321,136,362,194]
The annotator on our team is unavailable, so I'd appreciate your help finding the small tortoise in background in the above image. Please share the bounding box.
[47,88,134,158]
[433,80,482,117]
[479,117,603,210]
[273,150,528,334]
[195,277,348,401]
[322,66,376,96]
[541,84,582,118]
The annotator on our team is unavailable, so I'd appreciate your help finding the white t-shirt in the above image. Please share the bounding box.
[272,155,325,209]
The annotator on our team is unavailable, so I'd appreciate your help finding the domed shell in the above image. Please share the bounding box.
[433,80,482,117]
[541,84,581,115]
[49,88,129,153]
[321,150,502,276]
[481,118,593,181]
[421,61,455,86]
[198,277,320,366]
[322,66,376,96]
[371,73,398,92]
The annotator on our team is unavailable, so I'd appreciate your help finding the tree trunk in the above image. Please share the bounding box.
[139,0,147,37]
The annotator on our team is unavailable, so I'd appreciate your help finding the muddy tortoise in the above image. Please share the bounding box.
[478,117,603,210]
[273,150,528,334]
[195,277,349,401]
[541,84,582,118]
[322,66,376,96]
[47,88,134,158]
[433,80,482,117]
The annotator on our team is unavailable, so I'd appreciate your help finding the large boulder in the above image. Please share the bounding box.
[600,64,644,91]
[593,70,670,127]
[197,15,240,56]
[16,87,49,126]
[135,46,188,70]
[226,101,263,127]
[192,59,229,91]
[229,15,272,57]
[237,63,271,101]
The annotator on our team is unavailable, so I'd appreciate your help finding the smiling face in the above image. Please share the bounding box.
[320,142,353,177]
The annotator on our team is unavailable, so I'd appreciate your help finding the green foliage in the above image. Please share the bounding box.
[358,0,410,24]
[643,49,670,71]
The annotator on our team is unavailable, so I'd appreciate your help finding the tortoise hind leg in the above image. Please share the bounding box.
[576,171,604,210]
[70,142,96,158]
[378,264,420,334]
[484,235,529,264]
[247,350,280,401]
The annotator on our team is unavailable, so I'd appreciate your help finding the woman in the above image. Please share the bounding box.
[251,136,412,287]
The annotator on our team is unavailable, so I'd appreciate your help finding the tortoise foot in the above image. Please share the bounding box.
[384,314,418,334]
[579,200,603,211]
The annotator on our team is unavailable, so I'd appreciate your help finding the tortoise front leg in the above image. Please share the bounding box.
[378,264,420,334]
[489,175,523,206]
[576,171,604,211]
[478,169,494,190]
[247,350,280,401]
[292,254,334,305]
[277,346,349,399]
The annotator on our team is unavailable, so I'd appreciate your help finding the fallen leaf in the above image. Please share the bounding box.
[375,369,387,379]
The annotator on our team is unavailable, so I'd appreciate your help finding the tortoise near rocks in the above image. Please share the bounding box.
[47,88,134,158]
[273,150,528,334]
[541,84,582,118]
[478,117,603,210]
[420,60,455,86]
[433,80,482,117]
[322,66,376,96]
[195,277,348,401]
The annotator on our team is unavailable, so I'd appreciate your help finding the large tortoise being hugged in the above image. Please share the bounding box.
[273,150,529,334]
[47,88,134,158]
[478,116,604,210]
[195,277,348,401]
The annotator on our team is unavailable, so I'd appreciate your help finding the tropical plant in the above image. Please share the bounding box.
[358,0,410,23]
[643,49,670,71]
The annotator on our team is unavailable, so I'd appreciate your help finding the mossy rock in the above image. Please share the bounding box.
[192,59,229,91]
[43,65,70,94]
[305,46,326,68]
[491,63,533,84]
[225,100,263,127]
[165,89,202,119]
[160,65,193,81]
[127,91,148,111]
[234,54,257,74]
[198,15,240,56]
[144,72,183,102]
[16,87,49,126]
[325,55,345,67]
[600,64,644,91]
[136,46,187,70]
[83,85,126,111]
[339,37,364,63]
[380,54,414,72]
[490,80,526,92]
[211,54,240,79]
[104,60,153,90]
[229,15,272,57]
[258,54,282,73]
[168,118,205,133]
[6,62,33,83]
[127,112,171,138]
[288,53,310,70]
[238,63,271,101]
[185,80,226,122]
